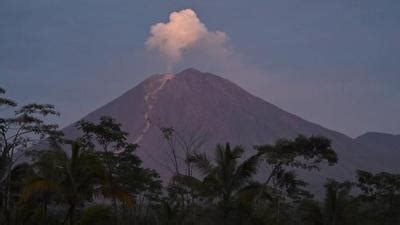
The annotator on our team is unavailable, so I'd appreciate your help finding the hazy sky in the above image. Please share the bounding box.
[1,0,399,137]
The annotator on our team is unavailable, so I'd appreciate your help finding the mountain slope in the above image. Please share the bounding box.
[62,68,397,190]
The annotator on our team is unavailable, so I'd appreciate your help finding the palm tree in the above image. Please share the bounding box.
[189,143,259,224]
[22,140,137,225]
[323,179,353,225]
[21,142,104,225]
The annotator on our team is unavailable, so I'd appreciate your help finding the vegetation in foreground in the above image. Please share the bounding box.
[1,87,399,225]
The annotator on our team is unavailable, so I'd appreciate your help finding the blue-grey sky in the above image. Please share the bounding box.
[1,0,399,137]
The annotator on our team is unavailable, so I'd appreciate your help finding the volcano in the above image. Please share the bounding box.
[62,68,398,189]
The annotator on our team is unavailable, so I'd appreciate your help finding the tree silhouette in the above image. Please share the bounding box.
[255,135,338,224]
[188,143,259,224]
[0,87,61,224]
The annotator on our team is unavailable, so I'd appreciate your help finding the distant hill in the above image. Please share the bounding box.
[355,132,400,171]
[61,68,399,191]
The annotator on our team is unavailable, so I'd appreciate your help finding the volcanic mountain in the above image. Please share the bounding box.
[62,68,398,189]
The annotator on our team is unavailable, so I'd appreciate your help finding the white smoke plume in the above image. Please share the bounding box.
[146,9,229,70]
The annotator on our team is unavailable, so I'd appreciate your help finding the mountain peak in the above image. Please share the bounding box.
[176,67,202,76]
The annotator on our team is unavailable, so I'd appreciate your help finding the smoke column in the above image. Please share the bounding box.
[146,9,228,71]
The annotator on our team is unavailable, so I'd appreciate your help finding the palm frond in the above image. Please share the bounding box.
[234,154,259,187]
[231,145,245,159]
[189,153,214,176]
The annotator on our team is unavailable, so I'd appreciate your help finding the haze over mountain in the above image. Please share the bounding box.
[62,68,399,189]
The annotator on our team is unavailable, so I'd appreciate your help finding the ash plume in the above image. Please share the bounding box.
[146,9,229,71]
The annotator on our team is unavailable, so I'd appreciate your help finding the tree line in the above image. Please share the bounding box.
[1,87,399,225]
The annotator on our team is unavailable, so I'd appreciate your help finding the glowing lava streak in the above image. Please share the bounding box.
[134,74,174,144]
